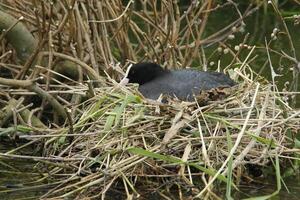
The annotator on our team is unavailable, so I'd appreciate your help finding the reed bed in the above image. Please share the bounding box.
[0,0,299,199]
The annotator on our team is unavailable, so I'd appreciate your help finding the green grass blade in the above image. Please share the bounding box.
[128,147,228,183]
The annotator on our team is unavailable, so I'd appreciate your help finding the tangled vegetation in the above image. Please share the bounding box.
[0,0,299,199]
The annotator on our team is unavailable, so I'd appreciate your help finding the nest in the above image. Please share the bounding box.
[3,69,296,199]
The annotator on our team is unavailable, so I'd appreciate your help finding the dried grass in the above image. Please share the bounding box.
[0,0,299,199]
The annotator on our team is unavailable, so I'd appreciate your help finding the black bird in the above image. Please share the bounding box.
[124,62,236,101]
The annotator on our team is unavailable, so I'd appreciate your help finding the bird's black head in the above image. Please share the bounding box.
[127,62,168,85]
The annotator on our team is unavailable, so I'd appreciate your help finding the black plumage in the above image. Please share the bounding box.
[127,62,236,101]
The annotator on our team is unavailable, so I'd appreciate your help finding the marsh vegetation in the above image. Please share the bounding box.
[0,0,299,199]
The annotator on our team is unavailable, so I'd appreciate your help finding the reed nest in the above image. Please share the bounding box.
[0,0,299,199]
[3,72,299,199]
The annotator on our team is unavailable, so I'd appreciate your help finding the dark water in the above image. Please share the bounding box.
[233,176,300,200]
[0,141,43,199]
[0,159,47,199]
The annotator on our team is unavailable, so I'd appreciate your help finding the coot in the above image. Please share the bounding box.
[123,62,236,101]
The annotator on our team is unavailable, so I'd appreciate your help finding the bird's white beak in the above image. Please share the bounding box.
[119,77,129,86]
[118,63,133,86]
